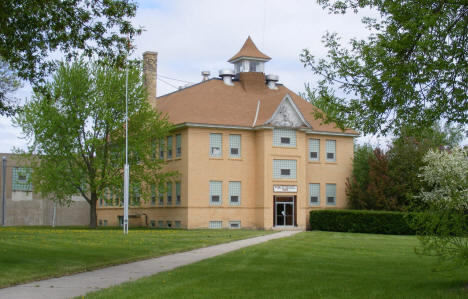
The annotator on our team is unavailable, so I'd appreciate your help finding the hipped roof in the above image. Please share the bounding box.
[228,36,271,62]
[155,75,358,135]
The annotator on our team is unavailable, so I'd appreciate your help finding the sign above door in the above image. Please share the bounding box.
[273,185,298,193]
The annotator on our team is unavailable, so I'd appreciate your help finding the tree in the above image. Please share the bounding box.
[387,123,464,207]
[0,58,21,115]
[346,144,373,209]
[0,0,141,115]
[410,148,468,266]
[14,60,175,228]
[301,0,468,135]
[347,123,464,210]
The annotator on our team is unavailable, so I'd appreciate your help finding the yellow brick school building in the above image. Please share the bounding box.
[97,37,358,230]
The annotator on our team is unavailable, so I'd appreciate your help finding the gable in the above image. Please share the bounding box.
[264,94,311,128]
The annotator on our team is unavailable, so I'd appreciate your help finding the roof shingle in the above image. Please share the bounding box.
[155,73,358,135]
[228,36,271,62]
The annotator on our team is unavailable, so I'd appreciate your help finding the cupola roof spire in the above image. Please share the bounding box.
[228,36,271,63]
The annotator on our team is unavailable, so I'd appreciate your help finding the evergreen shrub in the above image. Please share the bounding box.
[309,210,415,235]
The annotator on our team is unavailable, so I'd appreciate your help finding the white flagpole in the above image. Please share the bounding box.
[123,36,130,235]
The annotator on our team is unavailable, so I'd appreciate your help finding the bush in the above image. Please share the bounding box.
[309,210,415,235]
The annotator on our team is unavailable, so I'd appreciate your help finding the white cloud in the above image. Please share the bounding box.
[8,0,461,152]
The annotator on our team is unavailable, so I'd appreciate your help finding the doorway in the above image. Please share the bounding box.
[274,196,296,227]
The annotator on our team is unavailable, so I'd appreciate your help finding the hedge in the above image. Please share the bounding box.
[309,209,415,235]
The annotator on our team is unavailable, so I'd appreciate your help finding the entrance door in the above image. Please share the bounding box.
[275,202,294,227]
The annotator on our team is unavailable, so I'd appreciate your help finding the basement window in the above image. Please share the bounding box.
[229,221,241,229]
[209,221,222,229]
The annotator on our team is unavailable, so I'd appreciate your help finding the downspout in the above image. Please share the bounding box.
[252,100,260,127]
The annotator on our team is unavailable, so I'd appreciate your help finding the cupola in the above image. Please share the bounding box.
[228,36,271,74]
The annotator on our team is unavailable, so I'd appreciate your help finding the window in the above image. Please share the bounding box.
[175,220,181,228]
[326,184,337,205]
[210,133,222,157]
[99,219,103,226]
[151,141,157,161]
[229,134,241,158]
[99,197,103,207]
[158,185,164,205]
[167,221,172,228]
[150,184,156,205]
[12,167,32,191]
[273,160,297,179]
[167,182,172,205]
[229,221,241,229]
[108,188,113,206]
[209,221,222,229]
[159,138,164,159]
[158,220,164,228]
[326,140,336,162]
[176,134,182,157]
[167,136,173,159]
[309,183,320,206]
[210,181,222,206]
[175,182,181,205]
[150,220,156,227]
[229,181,241,206]
[309,139,320,161]
[273,129,296,147]
[131,183,141,206]
[103,220,108,226]
[249,61,259,72]
[114,188,122,206]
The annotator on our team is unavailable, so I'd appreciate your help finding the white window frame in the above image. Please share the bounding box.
[309,139,320,161]
[326,140,336,162]
[229,221,241,229]
[209,221,222,229]
[210,181,222,206]
[176,134,182,157]
[167,135,173,159]
[229,134,241,158]
[309,183,320,206]
[273,128,296,147]
[166,182,172,205]
[229,181,241,206]
[273,159,297,179]
[326,183,337,206]
[210,133,222,158]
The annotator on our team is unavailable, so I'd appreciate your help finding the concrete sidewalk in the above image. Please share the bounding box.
[0,230,300,299]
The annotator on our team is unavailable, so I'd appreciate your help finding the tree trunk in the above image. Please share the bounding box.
[89,192,97,228]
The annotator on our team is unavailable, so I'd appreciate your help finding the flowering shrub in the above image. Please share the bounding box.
[410,147,468,265]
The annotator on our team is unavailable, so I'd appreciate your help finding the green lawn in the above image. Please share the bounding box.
[0,226,271,287]
[85,231,468,299]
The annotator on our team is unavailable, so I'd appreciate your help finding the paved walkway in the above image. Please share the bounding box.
[0,230,300,299]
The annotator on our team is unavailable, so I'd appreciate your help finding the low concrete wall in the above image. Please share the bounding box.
[0,153,90,226]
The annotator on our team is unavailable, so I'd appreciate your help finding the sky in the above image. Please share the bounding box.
[0,0,405,152]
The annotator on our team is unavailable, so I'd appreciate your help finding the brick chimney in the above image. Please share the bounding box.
[143,51,158,108]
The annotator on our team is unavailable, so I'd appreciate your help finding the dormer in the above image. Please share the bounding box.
[228,36,271,74]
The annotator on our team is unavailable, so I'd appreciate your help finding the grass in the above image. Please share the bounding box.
[85,231,468,299]
[0,226,271,287]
